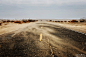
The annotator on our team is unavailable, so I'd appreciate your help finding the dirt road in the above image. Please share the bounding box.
[0,21,86,57]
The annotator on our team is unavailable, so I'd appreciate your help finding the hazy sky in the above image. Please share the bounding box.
[0,0,86,19]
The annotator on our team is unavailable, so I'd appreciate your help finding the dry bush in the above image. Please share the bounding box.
[23,21,27,23]
[71,20,78,23]
[22,19,37,23]
[25,21,30,23]
[64,21,67,22]
[14,21,23,24]
[32,20,35,22]
[58,21,60,22]
[50,20,52,21]
[22,20,28,23]
[28,20,32,22]
[55,21,58,22]
[7,20,10,22]
[27,20,31,23]
[61,21,63,22]
[10,20,15,23]
[28,20,35,22]
[48,20,52,22]
[0,22,2,26]
[3,20,7,23]
[79,19,86,22]
[68,21,71,22]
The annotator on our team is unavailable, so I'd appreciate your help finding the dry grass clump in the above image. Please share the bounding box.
[7,20,10,23]
[57,21,60,22]
[61,21,63,22]
[64,21,67,22]
[48,20,52,22]
[3,20,7,23]
[0,19,38,26]
[0,22,2,26]
[22,20,28,23]
[14,21,23,24]
[71,20,78,22]
[79,19,86,22]
[68,21,71,22]
[28,20,35,22]
[10,20,15,23]
[55,21,58,22]
[70,20,78,23]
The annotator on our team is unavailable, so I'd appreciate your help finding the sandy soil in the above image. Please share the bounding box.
[0,22,34,35]
[49,22,86,34]
[0,21,86,35]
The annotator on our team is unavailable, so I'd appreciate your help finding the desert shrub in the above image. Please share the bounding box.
[49,20,52,21]
[10,20,14,22]
[28,19,32,22]
[79,19,86,22]
[28,20,35,22]
[58,21,60,22]
[55,21,58,22]
[27,20,30,22]
[64,21,67,22]
[7,20,10,22]
[3,20,7,23]
[14,21,22,24]
[61,21,63,22]
[0,23,2,26]
[71,20,78,22]
[68,21,71,22]
[22,20,29,23]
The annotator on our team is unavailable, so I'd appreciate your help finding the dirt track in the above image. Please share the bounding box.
[0,21,86,57]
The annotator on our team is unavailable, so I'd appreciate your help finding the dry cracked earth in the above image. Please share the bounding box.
[0,21,86,57]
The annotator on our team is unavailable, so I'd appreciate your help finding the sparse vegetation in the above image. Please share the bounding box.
[7,20,10,22]
[71,20,78,22]
[61,21,63,22]
[0,19,38,26]
[3,20,7,23]
[55,21,58,22]
[64,21,67,22]
[10,20,15,23]
[14,21,23,24]
[58,21,60,22]
[49,20,52,21]
[0,22,2,26]
[79,19,86,22]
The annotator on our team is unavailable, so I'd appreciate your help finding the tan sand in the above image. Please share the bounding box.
[49,22,86,34]
[0,22,33,35]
